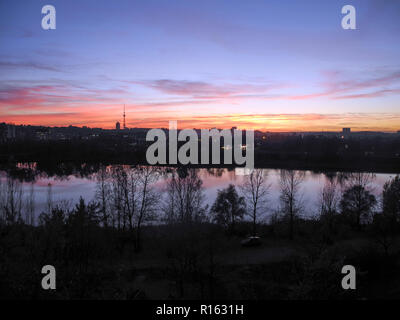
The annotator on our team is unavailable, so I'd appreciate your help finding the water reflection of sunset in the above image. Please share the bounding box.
[1,168,394,220]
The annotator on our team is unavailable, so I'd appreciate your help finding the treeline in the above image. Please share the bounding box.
[1,133,400,172]
[256,134,400,172]
[0,138,147,164]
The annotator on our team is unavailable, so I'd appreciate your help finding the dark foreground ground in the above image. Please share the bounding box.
[2,219,400,300]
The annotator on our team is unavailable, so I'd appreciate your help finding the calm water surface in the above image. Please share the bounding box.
[1,166,396,221]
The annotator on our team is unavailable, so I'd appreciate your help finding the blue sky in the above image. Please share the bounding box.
[1,0,400,131]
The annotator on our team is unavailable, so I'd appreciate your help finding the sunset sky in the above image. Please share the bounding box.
[1,0,400,131]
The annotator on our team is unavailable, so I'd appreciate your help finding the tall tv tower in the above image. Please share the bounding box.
[123,104,126,129]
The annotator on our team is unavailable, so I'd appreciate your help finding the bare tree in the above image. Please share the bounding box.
[46,183,53,215]
[318,179,340,243]
[279,170,305,240]
[134,166,159,251]
[95,165,111,227]
[164,168,206,224]
[240,169,271,236]
[1,177,24,224]
[0,178,4,225]
[382,175,400,222]
[106,165,160,250]
[110,166,126,229]
[25,182,35,225]
[319,179,339,217]
[124,168,139,231]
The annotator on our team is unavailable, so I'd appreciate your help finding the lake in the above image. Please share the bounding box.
[0,164,397,223]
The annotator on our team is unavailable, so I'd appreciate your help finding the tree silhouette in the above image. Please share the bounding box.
[382,175,400,223]
[319,179,340,243]
[279,170,305,240]
[340,185,376,228]
[95,165,111,227]
[164,168,206,224]
[211,184,245,232]
[240,169,271,236]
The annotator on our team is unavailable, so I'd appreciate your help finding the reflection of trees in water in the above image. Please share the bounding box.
[321,171,350,187]
[321,171,376,190]
[1,166,37,183]
[0,163,391,229]
[0,162,107,183]
[205,168,225,177]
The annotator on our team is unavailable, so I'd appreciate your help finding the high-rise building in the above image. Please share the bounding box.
[342,128,351,135]
[116,122,120,131]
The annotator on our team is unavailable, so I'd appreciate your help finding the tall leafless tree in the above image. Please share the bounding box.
[319,179,339,217]
[110,166,126,229]
[164,168,206,224]
[279,170,305,240]
[1,177,24,224]
[46,183,53,215]
[0,178,4,225]
[25,182,35,225]
[240,169,271,236]
[95,165,111,227]
[318,178,340,242]
[106,165,160,250]
[134,166,159,251]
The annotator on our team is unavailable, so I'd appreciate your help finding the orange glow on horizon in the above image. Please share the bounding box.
[2,112,399,132]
